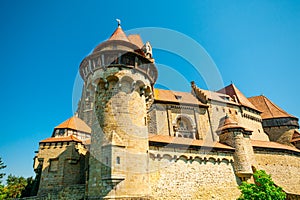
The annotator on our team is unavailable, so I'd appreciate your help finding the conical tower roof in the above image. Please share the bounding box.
[108,25,130,42]
[55,116,91,134]
[217,115,245,133]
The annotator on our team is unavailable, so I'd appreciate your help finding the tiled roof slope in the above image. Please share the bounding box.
[127,34,144,48]
[40,135,82,143]
[108,26,129,42]
[251,140,300,153]
[291,130,300,142]
[248,95,297,119]
[191,82,239,106]
[218,84,260,111]
[149,134,234,150]
[154,88,207,106]
[217,115,251,133]
[55,116,91,133]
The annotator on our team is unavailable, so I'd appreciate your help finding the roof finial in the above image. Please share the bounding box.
[116,19,121,27]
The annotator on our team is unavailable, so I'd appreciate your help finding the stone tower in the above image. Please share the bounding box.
[248,95,299,146]
[217,115,256,181]
[33,116,90,196]
[78,23,158,199]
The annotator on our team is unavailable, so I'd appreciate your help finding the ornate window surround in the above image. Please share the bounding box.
[172,115,196,139]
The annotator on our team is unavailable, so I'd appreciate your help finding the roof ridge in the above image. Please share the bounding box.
[55,116,91,133]
[218,84,260,111]
[262,95,275,118]
[265,95,291,116]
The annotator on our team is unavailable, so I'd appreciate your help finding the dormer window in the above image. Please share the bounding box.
[175,95,182,101]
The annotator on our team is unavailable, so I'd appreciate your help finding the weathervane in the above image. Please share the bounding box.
[116,19,121,27]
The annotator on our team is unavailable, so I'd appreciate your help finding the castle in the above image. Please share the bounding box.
[32,23,300,199]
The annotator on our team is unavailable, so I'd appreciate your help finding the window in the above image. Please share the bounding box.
[59,129,65,136]
[174,116,195,139]
[175,95,182,100]
[116,156,120,164]
[49,159,59,172]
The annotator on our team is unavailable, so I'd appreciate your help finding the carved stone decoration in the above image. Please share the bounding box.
[142,41,153,59]
[173,115,196,139]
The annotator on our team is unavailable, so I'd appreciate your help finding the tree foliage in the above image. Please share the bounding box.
[0,157,35,199]
[5,175,28,198]
[0,157,6,182]
[238,170,286,200]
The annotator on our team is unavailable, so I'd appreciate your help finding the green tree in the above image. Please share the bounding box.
[0,157,6,182]
[238,170,286,200]
[0,157,7,199]
[4,175,28,199]
[21,177,35,197]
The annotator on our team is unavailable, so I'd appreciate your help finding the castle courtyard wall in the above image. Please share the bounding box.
[148,149,241,200]
[254,149,300,195]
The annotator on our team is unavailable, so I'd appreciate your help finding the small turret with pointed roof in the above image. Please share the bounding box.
[217,114,255,181]
[108,19,129,42]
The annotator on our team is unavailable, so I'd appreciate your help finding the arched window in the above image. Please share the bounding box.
[174,116,195,139]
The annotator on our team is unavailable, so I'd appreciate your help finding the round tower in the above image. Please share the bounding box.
[79,22,157,199]
[217,115,256,181]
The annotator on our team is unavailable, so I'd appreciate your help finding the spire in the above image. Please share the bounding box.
[108,19,129,42]
[116,19,121,27]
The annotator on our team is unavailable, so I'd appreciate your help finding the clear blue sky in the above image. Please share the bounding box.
[0,0,299,179]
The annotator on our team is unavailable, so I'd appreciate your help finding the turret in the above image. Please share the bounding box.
[81,22,157,198]
[33,116,90,196]
[217,115,256,181]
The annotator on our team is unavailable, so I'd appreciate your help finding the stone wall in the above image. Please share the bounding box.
[35,142,88,196]
[149,149,241,200]
[207,102,269,142]
[149,103,212,141]
[254,149,300,195]
[264,126,296,146]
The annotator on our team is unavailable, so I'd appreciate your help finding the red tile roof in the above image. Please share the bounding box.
[55,116,91,133]
[108,26,129,42]
[40,135,82,143]
[127,34,144,48]
[148,134,234,150]
[154,89,207,106]
[251,140,300,153]
[217,115,251,133]
[218,84,259,111]
[191,82,239,106]
[291,130,300,143]
[248,95,297,119]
